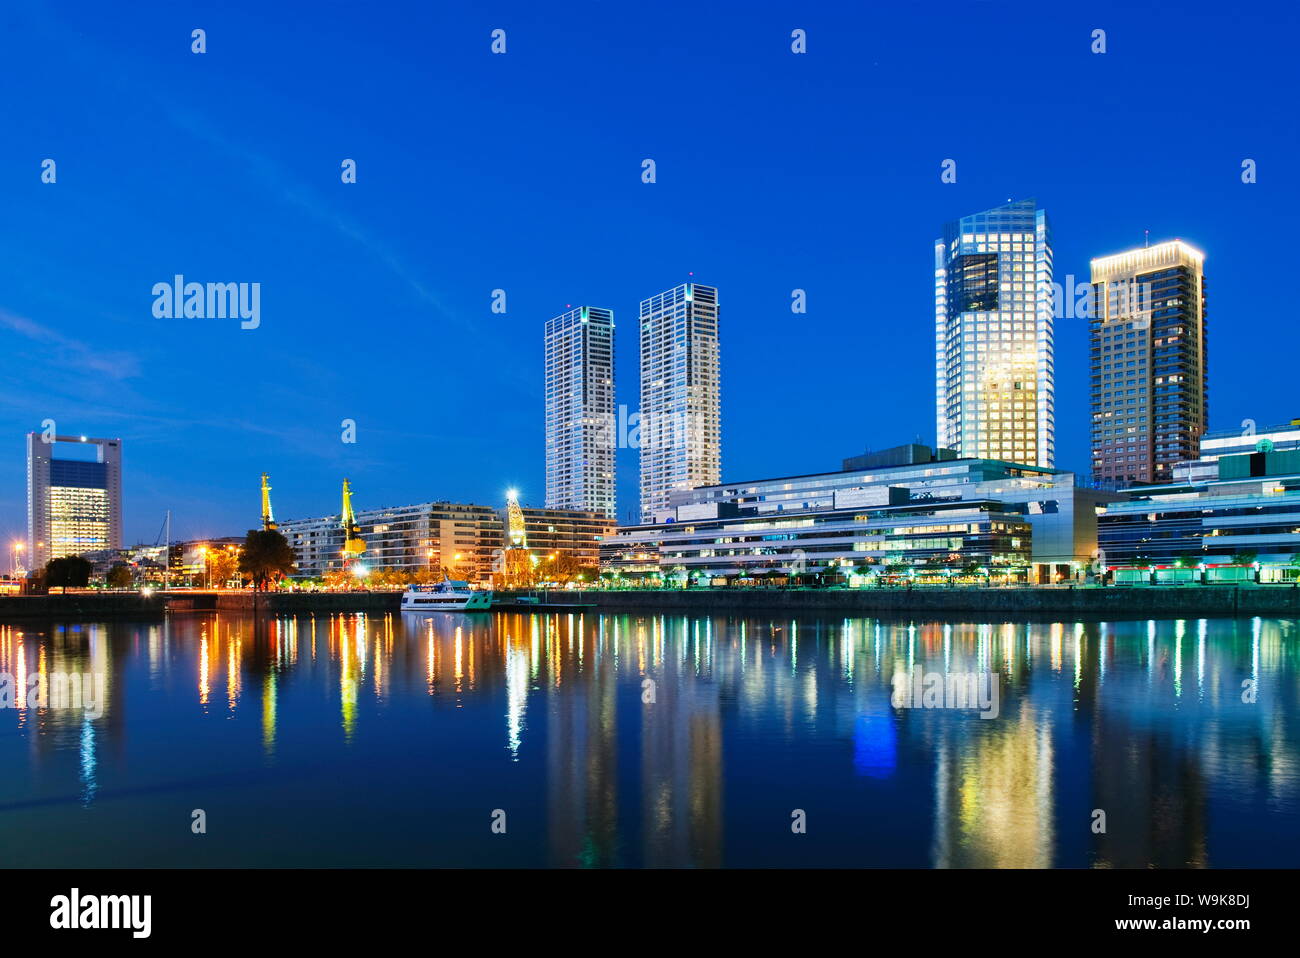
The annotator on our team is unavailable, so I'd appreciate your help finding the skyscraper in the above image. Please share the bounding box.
[545,306,616,518]
[639,282,721,523]
[27,432,123,566]
[1089,240,1207,486]
[935,200,1055,467]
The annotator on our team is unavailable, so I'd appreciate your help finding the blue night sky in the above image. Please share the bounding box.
[2,0,1296,544]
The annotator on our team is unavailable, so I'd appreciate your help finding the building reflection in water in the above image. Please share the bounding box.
[638,616,722,868]
[544,613,620,866]
[1,610,1297,867]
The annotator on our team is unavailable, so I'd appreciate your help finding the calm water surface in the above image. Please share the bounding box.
[1,612,1297,867]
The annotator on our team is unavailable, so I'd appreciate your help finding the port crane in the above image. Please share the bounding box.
[500,489,532,587]
[261,472,277,531]
[340,478,366,572]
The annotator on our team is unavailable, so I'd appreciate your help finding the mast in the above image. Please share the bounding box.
[164,509,171,592]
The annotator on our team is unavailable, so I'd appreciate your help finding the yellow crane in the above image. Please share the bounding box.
[260,472,277,531]
[341,478,366,563]
[506,489,527,550]
[500,488,532,587]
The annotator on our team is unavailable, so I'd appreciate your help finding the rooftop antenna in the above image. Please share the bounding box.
[1144,229,1149,248]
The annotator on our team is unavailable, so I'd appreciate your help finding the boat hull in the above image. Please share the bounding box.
[400,588,493,612]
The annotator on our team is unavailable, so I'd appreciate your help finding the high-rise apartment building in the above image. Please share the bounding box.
[1089,240,1207,486]
[935,200,1055,467]
[544,306,616,519]
[27,432,123,566]
[639,282,721,523]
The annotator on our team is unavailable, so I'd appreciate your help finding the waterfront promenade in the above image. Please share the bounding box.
[2,584,1300,619]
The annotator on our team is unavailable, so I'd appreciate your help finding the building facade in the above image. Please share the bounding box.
[279,499,613,582]
[26,432,123,566]
[639,282,721,524]
[1090,240,1207,486]
[1098,426,1300,577]
[604,445,1115,584]
[545,305,616,519]
[1179,419,1300,483]
[935,200,1055,468]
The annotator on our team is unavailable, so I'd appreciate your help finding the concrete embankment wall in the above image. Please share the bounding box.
[0,591,401,620]
[5,587,1297,621]
[211,592,401,614]
[0,593,166,619]
[551,587,1300,619]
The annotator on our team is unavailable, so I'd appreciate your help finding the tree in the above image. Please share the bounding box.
[206,548,240,587]
[237,529,296,591]
[535,551,588,586]
[106,562,133,588]
[1231,549,1259,566]
[324,568,352,591]
[369,568,419,588]
[45,556,92,591]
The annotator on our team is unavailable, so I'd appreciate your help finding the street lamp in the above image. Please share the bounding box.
[11,541,24,576]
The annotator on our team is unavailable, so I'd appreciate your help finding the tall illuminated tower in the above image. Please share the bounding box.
[1089,240,1207,486]
[935,200,1054,467]
[27,432,123,565]
[639,282,721,523]
[544,305,616,519]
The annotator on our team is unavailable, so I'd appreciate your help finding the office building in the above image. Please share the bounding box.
[1178,419,1300,483]
[545,306,616,519]
[1098,424,1300,580]
[1090,240,1207,486]
[935,200,1055,468]
[639,282,721,523]
[603,444,1117,584]
[26,432,123,565]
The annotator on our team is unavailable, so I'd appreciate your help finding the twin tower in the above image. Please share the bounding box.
[543,283,721,525]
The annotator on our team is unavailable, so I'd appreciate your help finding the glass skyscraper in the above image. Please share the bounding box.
[639,282,721,523]
[544,305,616,519]
[935,200,1055,467]
[27,432,123,565]
[1089,240,1207,486]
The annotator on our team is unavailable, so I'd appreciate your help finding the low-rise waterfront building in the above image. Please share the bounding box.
[278,499,612,582]
[1098,426,1300,580]
[174,538,244,585]
[602,444,1117,583]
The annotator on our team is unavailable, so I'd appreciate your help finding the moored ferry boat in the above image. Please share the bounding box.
[400,579,493,612]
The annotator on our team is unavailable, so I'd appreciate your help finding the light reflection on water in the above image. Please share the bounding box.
[0,613,1297,868]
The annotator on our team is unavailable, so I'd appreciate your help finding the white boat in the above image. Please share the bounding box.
[401,579,493,612]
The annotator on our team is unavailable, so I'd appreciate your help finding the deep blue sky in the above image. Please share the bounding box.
[2,0,1296,544]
